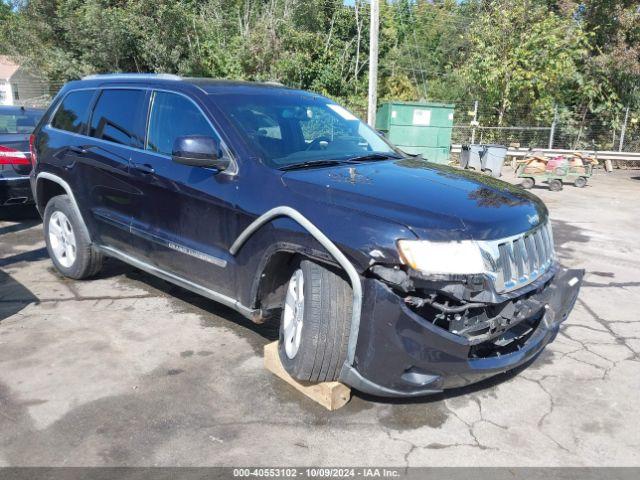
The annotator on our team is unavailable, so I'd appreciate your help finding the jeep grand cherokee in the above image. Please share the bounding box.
[29,74,583,397]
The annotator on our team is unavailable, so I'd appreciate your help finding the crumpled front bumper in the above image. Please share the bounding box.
[340,267,584,397]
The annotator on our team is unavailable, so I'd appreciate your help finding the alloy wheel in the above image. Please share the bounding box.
[48,211,77,268]
[282,269,305,359]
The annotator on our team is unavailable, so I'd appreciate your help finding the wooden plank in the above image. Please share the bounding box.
[263,341,351,411]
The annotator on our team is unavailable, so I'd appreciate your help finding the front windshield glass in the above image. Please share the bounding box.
[211,91,398,168]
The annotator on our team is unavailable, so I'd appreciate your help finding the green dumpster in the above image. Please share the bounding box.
[376,101,455,164]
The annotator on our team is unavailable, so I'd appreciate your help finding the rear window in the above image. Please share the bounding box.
[90,89,147,148]
[0,110,43,134]
[51,90,94,134]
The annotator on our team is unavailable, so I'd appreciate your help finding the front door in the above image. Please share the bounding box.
[128,90,238,296]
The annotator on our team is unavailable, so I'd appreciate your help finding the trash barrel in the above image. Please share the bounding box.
[460,145,471,168]
[481,144,507,178]
[461,144,484,170]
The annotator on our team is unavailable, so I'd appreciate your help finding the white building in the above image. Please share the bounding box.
[0,56,49,106]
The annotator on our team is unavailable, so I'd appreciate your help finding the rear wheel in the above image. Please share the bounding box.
[521,177,535,189]
[548,179,563,192]
[44,195,103,279]
[278,259,352,383]
[574,176,587,188]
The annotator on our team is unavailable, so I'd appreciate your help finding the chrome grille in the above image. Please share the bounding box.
[479,222,555,293]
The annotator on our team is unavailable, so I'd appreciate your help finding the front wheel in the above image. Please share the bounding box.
[44,195,103,279]
[278,259,352,383]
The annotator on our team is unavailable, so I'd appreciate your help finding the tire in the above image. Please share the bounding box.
[44,195,103,279]
[521,177,535,189]
[278,259,352,383]
[574,176,587,188]
[553,167,567,176]
[548,179,563,192]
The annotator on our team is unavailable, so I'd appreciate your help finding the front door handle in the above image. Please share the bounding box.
[132,163,155,175]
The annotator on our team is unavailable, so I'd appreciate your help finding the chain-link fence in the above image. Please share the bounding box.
[449,100,640,153]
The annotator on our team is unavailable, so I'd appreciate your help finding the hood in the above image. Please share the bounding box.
[281,159,548,241]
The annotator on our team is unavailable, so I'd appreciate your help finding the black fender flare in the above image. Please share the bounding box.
[230,206,363,368]
[35,172,92,241]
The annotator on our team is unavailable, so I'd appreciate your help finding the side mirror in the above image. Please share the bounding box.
[171,135,229,171]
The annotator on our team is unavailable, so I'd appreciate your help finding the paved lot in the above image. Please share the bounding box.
[0,168,639,467]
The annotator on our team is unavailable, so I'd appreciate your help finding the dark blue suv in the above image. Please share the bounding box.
[30,74,582,397]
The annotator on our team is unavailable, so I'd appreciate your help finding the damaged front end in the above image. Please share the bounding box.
[403,274,554,358]
[341,262,583,397]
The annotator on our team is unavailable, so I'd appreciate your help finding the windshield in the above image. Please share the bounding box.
[211,91,398,168]
[0,110,43,134]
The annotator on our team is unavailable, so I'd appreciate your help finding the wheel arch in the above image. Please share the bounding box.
[36,172,92,241]
[249,243,343,314]
[230,206,363,368]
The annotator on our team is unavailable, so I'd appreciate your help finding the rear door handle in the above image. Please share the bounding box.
[68,145,88,154]
[132,163,155,175]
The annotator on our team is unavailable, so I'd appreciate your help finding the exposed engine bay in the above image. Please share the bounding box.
[369,263,557,358]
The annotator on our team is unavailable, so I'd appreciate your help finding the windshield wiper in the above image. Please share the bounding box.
[344,153,402,162]
[280,159,347,171]
[280,153,402,171]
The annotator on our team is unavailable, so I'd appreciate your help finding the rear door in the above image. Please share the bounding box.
[127,90,238,295]
[77,88,149,251]
[43,89,98,214]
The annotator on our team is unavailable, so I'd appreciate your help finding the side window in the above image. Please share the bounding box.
[51,90,95,134]
[146,91,218,156]
[89,89,147,148]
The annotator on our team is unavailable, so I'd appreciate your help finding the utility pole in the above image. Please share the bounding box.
[470,100,478,144]
[367,0,379,127]
[619,105,630,152]
[548,105,558,149]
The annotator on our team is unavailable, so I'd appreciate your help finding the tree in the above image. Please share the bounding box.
[0,0,638,150]
[459,0,590,126]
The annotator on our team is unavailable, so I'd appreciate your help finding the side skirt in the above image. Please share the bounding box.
[97,245,261,322]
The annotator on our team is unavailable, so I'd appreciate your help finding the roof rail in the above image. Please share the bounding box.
[82,73,181,81]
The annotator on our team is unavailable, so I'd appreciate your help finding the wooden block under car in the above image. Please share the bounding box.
[263,341,351,411]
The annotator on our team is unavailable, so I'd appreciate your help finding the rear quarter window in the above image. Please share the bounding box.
[51,90,95,134]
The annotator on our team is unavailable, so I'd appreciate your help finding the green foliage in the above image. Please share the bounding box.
[460,1,590,125]
[0,0,638,147]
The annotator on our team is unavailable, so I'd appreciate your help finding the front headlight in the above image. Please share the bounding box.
[397,240,486,275]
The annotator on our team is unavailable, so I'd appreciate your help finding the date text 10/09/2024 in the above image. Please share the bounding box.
[232,468,402,478]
